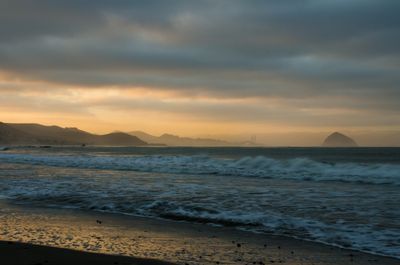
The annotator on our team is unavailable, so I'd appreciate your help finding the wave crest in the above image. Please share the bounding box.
[0,153,399,185]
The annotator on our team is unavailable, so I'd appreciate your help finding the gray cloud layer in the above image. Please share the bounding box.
[0,0,399,126]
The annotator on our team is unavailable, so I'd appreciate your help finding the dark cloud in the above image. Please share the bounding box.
[0,0,399,116]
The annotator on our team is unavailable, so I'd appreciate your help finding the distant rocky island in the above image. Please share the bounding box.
[0,122,146,146]
[322,132,358,147]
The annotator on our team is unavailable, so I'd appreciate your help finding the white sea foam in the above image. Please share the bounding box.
[0,153,399,185]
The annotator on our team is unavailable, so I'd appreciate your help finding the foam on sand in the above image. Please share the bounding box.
[1,203,398,265]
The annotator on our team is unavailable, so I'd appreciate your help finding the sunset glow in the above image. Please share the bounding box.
[1,1,399,145]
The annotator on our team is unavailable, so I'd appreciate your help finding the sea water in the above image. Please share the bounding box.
[0,146,399,258]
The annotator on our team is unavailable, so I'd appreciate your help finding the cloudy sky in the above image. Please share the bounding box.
[1,0,399,145]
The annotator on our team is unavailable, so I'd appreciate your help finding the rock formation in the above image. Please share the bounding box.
[322,132,358,147]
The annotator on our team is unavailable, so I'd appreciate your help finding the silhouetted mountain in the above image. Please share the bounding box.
[99,132,147,146]
[0,122,37,144]
[129,131,162,145]
[322,132,358,147]
[130,131,257,146]
[1,123,147,146]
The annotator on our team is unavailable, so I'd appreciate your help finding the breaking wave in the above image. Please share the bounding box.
[1,149,400,259]
[0,152,399,185]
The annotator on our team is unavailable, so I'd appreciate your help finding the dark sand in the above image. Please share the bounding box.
[0,241,175,265]
[0,203,399,265]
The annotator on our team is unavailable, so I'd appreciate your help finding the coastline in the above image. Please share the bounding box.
[0,202,398,265]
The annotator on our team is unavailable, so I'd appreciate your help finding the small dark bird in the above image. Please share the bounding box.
[237,243,241,247]
[96,220,102,224]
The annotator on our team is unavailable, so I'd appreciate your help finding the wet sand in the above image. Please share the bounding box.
[0,203,398,265]
[0,240,175,265]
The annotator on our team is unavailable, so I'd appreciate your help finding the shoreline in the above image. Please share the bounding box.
[34,206,400,261]
[1,202,398,265]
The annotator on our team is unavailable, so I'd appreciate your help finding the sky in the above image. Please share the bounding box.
[0,0,400,145]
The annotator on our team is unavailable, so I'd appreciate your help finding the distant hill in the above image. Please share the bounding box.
[130,131,257,146]
[98,132,147,146]
[0,122,37,144]
[0,122,147,146]
[322,132,358,147]
[129,131,165,145]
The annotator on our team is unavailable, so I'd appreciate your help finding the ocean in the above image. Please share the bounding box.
[0,146,399,259]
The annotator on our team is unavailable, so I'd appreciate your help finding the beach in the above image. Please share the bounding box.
[2,0,400,263]
[0,240,174,265]
[1,202,398,265]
